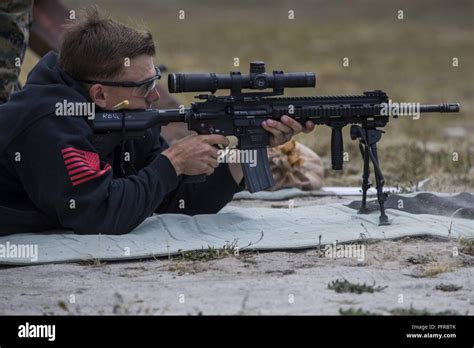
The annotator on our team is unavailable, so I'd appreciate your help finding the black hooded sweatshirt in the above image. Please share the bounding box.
[0,52,243,235]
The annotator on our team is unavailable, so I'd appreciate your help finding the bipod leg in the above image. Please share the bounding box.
[357,142,371,214]
[367,142,389,225]
[351,125,390,225]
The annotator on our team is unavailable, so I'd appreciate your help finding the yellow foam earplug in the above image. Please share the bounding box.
[112,100,130,111]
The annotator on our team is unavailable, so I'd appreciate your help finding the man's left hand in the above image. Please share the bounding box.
[262,115,315,147]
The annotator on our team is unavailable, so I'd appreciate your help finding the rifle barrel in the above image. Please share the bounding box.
[420,103,460,113]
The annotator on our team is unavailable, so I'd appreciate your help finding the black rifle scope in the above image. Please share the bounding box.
[168,61,316,94]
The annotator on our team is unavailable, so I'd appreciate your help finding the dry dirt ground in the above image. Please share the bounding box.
[1,196,473,316]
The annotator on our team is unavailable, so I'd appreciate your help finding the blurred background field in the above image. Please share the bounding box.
[21,0,474,191]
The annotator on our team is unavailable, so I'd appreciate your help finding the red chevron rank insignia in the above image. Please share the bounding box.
[61,147,111,186]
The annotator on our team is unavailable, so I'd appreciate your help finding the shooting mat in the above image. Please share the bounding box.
[0,191,472,265]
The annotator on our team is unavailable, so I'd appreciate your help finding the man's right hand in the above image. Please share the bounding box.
[162,134,229,176]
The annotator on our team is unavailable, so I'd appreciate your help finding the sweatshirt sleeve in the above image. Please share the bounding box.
[9,116,179,235]
[156,163,245,215]
[145,129,245,215]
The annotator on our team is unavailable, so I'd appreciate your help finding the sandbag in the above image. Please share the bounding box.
[268,140,324,191]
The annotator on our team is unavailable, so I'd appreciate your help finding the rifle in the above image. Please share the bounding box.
[92,61,460,225]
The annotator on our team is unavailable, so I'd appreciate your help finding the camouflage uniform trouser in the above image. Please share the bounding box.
[0,0,33,103]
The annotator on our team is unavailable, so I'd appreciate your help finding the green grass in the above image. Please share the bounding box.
[328,279,387,294]
[390,306,462,316]
[173,239,243,262]
[459,238,474,256]
[339,307,380,316]
[435,283,462,292]
[176,246,226,262]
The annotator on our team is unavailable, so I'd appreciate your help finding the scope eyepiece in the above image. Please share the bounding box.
[168,61,316,94]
